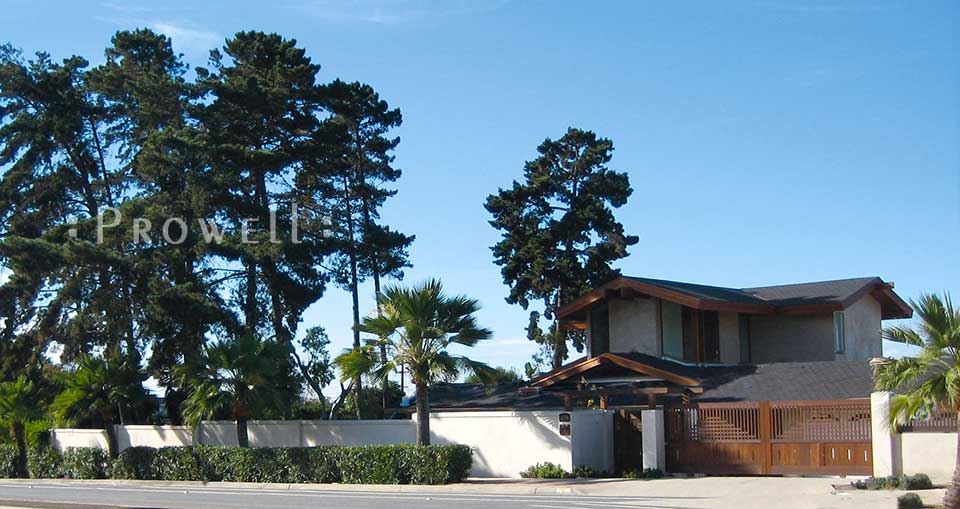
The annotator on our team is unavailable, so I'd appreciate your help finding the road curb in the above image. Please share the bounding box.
[0,478,598,497]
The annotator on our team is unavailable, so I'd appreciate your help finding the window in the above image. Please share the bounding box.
[739,315,752,363]
[701,311,720,363]
[834,311,845,353]
[661,301,684,359]
[590,303,610,356]
[660,303,721,364]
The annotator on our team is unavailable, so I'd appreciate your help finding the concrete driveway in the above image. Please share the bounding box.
[0,477,945,509]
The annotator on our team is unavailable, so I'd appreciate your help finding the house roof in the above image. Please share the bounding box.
[557,275,912,324]
[418,356,875,411]
[695,360,875,402]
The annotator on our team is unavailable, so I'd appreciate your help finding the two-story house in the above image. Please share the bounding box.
[425,275,912,411]
[559,275,911,365]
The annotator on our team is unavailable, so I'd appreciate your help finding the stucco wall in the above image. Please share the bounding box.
[571,410,615,473]
[51,429,109,450]
[427,410,573,477]
[838,295,882,361]
[749,312,836,363]
[608,298,659,355]
[194,420,415,447]
[117,425,193,450]
[49,412,608,479]
[899,432,957,484]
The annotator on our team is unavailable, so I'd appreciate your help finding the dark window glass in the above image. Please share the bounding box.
[739,315,751,363]
[590,304,610,356]
[701,311,720,362]
[681,306,698,362]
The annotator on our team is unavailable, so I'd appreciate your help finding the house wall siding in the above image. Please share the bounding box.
[837,295,882,361]
[749,313,836,363]
[608,297,660,355]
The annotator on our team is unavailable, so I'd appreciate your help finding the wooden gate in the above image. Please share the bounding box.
[614,410,644,473]
[666,400,872,475]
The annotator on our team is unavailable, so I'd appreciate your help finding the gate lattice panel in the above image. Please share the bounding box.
[666,400,872,475]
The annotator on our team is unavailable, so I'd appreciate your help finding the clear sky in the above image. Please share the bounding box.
[3,0,958,398]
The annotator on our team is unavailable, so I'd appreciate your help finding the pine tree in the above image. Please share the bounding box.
[485,128,638,368]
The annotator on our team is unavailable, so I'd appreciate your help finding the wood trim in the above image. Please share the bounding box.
[556,277,776,320]
[529,353,703,388]
[530,357,605,387]
[600,354,702,387]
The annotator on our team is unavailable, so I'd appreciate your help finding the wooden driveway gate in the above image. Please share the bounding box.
[665,400,872,475]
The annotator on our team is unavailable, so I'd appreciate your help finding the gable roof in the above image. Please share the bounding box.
[558,275,912,324]
[529,352,704,388]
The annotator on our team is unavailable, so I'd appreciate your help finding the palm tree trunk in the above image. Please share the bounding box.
[236,417,249,448]
[12,421,27,478]
[415,380,430,445]
[103,417,119,459]
[944,415,960,509]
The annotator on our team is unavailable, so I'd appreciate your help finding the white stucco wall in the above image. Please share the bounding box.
[301,420,415,446]
[427,410,573,478]
[899,432,957,484]
[117,425,193,450]
[608,298,660,355]
[51,429,109,450]
[571,410,614,473]
[838,295,883,361]
[49,412,610,479]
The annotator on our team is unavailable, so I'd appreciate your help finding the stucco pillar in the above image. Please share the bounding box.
[871,391,899,477]
[641,408,666,471]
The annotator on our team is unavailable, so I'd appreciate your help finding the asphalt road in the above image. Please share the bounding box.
[0,483,692,509]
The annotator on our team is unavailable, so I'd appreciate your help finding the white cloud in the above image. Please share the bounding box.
[149,21,222,54]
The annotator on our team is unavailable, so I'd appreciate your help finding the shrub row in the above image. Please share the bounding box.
[0,444,472,485]
[852,474,933,491]
[520,462,664,480]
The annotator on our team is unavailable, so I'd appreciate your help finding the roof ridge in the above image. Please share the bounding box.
[741,276,880,292]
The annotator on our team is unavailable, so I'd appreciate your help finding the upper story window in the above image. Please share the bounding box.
[661,302,720,364]
[589,303,610,356]
[834,311,845,353]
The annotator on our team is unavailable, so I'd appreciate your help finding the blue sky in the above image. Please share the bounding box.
[3,0,958,397]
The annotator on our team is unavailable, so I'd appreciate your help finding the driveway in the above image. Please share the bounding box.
[0,477,943,509]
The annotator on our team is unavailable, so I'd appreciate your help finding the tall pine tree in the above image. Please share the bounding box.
[485,128,638,369]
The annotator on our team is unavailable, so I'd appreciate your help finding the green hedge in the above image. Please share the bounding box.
[0,444,472,485]
[62,448,110,479]
[27,447,63,478]
[0,445,16,478]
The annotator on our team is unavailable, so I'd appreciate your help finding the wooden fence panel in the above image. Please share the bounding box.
[666,400,872,476]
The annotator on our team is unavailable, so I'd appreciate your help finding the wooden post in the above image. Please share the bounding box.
[599,394,608,410]
[563,395,573,412]
[647,393,657,410]
[758,401,772,475]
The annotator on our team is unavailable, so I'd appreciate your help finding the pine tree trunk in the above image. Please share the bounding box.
[944,415,960,509]
[551,289,565,369]
[245,262,257,333]
[415,380,430,445]
[236,417,249,448]
[103,417,119,459]
[12,421,27,478]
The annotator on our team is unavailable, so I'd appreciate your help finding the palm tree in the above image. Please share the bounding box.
[336,279,494,445]
[51,356,148,458]
[177,335,297,448]
[0,376,44,478]
[874,292,959,509]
